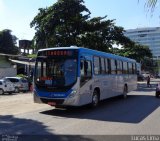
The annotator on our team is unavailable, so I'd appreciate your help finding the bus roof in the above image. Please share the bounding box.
[38,46,136,63]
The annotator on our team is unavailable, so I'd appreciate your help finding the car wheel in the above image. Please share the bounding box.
[156,92,159,98]
[91,90,99,108]
[0,89,4,95]
[15,87,19,93]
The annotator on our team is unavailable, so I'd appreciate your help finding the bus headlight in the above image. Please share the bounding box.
[68,90,77,98]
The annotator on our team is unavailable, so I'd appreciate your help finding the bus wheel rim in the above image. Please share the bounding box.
[123,86,127,98]
[93,94,98,106]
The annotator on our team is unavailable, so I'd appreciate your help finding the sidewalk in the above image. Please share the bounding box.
[137,78,160,88]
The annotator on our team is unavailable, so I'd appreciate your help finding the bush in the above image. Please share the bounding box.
[16,74,26,78]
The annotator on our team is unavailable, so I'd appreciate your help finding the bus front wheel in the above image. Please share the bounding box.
[91,90,99,107]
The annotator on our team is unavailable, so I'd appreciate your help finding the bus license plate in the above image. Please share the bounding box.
[48,102,56,106]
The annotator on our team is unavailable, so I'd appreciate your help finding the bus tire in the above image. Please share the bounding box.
[156,92,159,98]
[91,90,99,108]
[0,89,4,95]
[123,85,128,99]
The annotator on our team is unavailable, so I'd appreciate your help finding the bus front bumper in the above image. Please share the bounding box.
[33,91,80,106]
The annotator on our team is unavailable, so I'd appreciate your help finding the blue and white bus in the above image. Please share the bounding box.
[33,46,137,107]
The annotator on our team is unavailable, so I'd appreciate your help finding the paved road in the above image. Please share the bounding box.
[0,79,160,138]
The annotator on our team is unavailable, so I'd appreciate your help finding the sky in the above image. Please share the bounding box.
[0,0,160,41]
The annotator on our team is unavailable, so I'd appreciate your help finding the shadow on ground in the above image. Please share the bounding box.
[0,115,93,141]
[41,82,160,124]
[0,115,49,135]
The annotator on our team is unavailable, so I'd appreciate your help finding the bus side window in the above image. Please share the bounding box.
[84,61,88,75]
[80,60,84,77]
[94,56,100,75]
[111,59,116,74]
[133,63,136,74]
[108,59,111,74]
[123,62,128,74]
[100,58,105,74]
[117,61,122,74]
[122,62,124,74]
[135,63,137,74]
[105,58,108,74]
[128,63,132,74]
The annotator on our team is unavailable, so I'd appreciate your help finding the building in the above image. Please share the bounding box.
[124,27,160,60]
[0,55,17,79]
[0,53,35,79]
[19,40,34,54]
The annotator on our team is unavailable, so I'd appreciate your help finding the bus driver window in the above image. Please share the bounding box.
[80,60,92,86]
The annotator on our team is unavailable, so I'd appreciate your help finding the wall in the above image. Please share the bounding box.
[0,56,17,79]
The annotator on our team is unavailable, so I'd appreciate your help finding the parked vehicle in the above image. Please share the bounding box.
[34,47,137,108]
[0,79,15,95]
[5,77,29,93]
[155,83,160,98]
[155,75,160,79]
[137,74,144,81]
[142,73,150,79]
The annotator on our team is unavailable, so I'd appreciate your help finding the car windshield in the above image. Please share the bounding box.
[35,58,77,87]
[7,78,19,82]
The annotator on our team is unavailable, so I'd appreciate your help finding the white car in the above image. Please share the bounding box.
[0,79,15,95]
[5,77,29,93]
[142,73,150,79]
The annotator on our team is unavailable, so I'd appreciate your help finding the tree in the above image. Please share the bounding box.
[31,0,132,52]
[31,0,90,49]
[0,29,19,54]
[31,0,153,63]
[145,0,158,11]
[113,41,152,63]
[78,16,132,52]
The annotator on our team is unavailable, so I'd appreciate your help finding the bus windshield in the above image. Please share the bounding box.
[35,57,77,87]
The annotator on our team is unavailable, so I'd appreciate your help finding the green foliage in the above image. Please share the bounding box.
[31,0,90,49]
[145,0,158,11]
[31,0,132,52]
[31,0,152,62]
[0,29,19,54]
[27,54,37,59]
[16,74,26,78]
[113,42,152,63]
[79,16,132,52]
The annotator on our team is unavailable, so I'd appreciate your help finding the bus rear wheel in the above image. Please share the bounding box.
[123,85,128,99]
[156,92,159,98]
[91,90,99,107]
